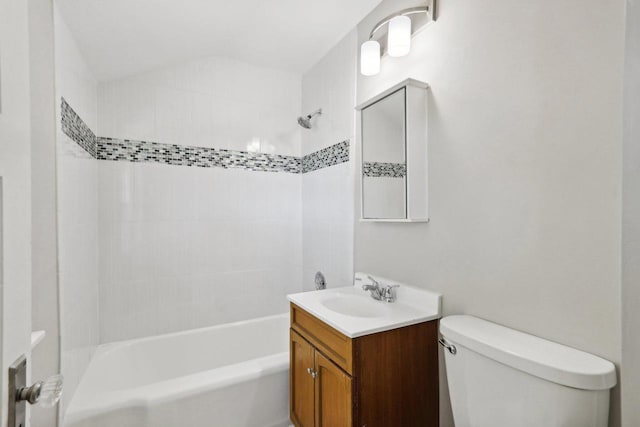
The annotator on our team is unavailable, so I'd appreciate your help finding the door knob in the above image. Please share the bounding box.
[9,355,63,427]
[17,374,63,407]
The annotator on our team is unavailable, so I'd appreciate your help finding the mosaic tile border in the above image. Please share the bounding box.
[363,161,407,178]
[97,137,302,173]
[302,140,350,173]
[61,97,349,174]
[61,98,97,158]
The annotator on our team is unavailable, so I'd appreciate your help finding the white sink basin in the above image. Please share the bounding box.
[321,294,391,318]
[287,273,442,338]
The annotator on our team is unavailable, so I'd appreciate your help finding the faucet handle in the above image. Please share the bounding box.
[366,275,380,287]
[382,284,399,302]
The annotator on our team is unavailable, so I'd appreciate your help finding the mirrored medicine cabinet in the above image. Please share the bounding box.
[356,78,429,222]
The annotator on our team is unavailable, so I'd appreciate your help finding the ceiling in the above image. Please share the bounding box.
[55,0,382,81]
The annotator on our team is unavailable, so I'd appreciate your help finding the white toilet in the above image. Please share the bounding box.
[440,315,617,427]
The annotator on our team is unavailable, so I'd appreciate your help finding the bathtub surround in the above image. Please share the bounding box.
[354,0,624,426]
[301,30,357,292]
[97,162,304,343]
[58,106,350,343]
[95,57,296,346]
[57,53,358,350]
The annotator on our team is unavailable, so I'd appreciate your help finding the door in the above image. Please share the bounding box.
[290,330,315,427]
[315,352,352,427]
[0,0,34,423]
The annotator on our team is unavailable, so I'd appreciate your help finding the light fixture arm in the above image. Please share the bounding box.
[360,2,437,76]
[368,5,435,40]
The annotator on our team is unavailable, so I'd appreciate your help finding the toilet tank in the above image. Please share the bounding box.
[440,315,617,427]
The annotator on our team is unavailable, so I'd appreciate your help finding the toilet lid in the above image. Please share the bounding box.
[440,315,617,391]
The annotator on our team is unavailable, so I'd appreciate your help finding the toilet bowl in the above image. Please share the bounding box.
[440,315,617,427]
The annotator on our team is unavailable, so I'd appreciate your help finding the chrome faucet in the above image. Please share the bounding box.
[362,276,399,303]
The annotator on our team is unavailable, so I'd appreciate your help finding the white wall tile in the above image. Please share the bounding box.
[98,56,303,156]
[300,32,357,291]
[98,161,303,342]
[96,54,307,344]
[301,30,358,155]
[62,17,355,386]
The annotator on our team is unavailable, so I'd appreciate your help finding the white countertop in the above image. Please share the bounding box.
[287,273,442,338]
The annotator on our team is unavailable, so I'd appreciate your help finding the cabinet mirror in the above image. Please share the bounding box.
[357,79,429,222]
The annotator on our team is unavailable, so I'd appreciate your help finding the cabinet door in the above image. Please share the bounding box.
[291,330,316,427]
[315,352,352,427]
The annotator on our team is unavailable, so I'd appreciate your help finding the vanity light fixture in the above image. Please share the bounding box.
[388,15,412,57]
[360,2,437,76]
[360,40,381,76]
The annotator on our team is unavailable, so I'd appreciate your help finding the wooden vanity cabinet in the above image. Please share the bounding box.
[291,330,317,427]
[289,303,439,427]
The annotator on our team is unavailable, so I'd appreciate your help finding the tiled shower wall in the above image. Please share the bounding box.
[98,56,303,156]
[87,55,352,342]
[98,163,303,341]
[96,57,307,342]
[301,30,357,291]
[56,23,357,416]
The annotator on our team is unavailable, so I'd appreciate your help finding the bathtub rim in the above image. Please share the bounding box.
[94,311,289,356]
[65,351,289,425]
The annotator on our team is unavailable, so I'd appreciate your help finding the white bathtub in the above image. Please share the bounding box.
[64,313,290,427]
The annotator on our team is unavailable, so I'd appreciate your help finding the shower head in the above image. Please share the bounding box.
[297,108,322,129]
[297,116,313,129]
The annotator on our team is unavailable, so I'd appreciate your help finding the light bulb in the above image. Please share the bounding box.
[360,40,380,76]
[388,15,411,57]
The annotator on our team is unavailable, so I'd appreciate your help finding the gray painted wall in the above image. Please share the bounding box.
[354,0,625,425]
[622,1,640,425]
